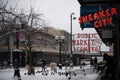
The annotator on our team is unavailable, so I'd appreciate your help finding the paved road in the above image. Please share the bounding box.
[0,66,99,80]
[56,66,98,80]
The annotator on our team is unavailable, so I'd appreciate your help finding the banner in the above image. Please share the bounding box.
[73,33,102,53]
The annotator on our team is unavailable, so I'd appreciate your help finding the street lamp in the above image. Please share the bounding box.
[55,36,65,69]
[70,13,76,58]
[13,30,21,80]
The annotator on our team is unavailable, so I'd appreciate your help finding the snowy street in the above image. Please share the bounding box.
[0,65,99,80]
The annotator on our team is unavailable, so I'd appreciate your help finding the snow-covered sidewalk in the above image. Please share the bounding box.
[0,65,99,80]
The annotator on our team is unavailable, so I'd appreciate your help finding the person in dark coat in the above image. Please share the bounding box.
[40,59,46,74]
[94,57,98,70]
[102,53,116,80]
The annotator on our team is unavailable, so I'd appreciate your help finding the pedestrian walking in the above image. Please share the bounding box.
[69,60,73,69]
[65,61,69,70]
[40,59,46,75]
[101,53,116,80]
[93,57,98,72]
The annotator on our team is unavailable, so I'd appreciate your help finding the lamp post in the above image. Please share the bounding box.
[70,13,76,59]
[55,36,65,69]
[13,31,21,80]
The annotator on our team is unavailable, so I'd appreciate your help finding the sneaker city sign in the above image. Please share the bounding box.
[73,33,102,53]
[78,6,118,29]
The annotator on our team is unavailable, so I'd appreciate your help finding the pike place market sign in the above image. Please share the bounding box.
[73,33,102,53]
[78,6,119,29]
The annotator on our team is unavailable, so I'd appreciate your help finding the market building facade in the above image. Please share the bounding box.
[0,27,71,67]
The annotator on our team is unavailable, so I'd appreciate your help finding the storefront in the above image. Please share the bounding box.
[77,0,120,79]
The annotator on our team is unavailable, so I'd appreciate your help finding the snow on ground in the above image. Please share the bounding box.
[0,65,99,80]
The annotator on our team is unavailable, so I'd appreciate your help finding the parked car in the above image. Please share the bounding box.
[81,59,90,65]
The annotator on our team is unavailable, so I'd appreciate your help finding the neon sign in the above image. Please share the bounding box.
[78,6,118,29]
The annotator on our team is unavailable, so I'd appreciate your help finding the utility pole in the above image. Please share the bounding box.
[70,13,76,59]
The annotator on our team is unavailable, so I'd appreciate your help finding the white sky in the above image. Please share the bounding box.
[6,0,109,51]
[7,0,82,33]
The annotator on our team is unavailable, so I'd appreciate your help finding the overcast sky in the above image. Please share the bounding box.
[6,0,109,51]
[7,0,96,33]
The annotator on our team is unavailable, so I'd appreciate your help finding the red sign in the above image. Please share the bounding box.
[73,33,102,53]
[78,7,118,28]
